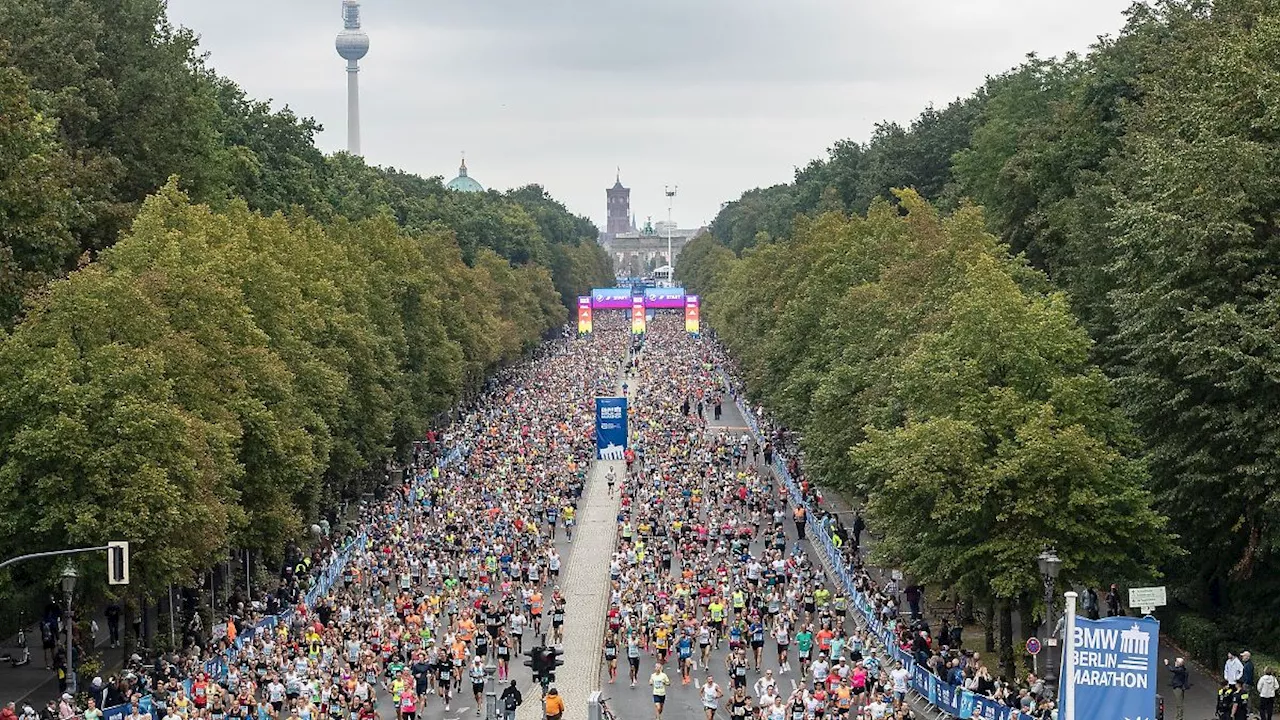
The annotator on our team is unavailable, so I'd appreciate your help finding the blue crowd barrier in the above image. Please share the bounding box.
[727,380,1032,720]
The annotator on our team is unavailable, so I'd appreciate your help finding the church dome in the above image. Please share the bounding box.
[446,156,485,193]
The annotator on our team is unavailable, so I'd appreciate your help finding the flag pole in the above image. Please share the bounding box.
[1063,591,1078,720]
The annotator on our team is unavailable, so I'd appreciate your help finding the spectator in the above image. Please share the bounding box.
[1258,666,1276,720]
[1083,587,1100,621]
[500,681,522,720]
[1226,652,1244,685]
[1105,584,1122,617]
[1243,651,1257,710]
[1162,656,1189,720]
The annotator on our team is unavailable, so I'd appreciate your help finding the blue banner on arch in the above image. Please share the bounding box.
[595,396,628,460]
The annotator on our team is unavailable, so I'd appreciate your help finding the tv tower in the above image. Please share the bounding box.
[335,0,370,155]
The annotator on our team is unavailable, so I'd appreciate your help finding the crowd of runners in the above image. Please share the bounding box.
[9,307,1050,720]
[603,316,918,720]
[11,313,634,720]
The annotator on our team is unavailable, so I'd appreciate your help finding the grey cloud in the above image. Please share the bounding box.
[168,0,1132,230]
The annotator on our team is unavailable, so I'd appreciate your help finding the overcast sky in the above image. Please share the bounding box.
[166,0,1133,230]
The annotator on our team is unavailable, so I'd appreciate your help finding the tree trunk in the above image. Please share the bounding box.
[1019,592,1037,645]
[999,598,1016,680]
[984,596,996,652]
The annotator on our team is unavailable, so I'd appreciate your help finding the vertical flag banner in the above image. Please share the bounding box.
[577,296,592,334]
[1059,616,1158,720]
[685,295,700,334]
[631,296,646,334]
[595,397,628,460]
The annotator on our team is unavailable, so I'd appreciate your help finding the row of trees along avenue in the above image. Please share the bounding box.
[679,0,1280,672]
[0,0,613,641]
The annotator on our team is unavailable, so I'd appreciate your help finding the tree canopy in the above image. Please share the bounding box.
[685,192,1173,674]
[0,0,608,599]
[688,0,1280,664]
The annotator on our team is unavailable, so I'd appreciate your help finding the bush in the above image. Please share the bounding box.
[1169,613,1223,668]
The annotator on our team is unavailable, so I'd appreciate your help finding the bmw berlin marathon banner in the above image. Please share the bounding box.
[1059,616,1159,720]
[595,396,628,460]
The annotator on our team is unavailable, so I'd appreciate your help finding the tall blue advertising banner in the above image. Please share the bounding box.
[1058,616,1159,720]
[595,396,628,460]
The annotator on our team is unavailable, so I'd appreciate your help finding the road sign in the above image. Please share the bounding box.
[1026,637,1042,655]
[1129,586,1167,614]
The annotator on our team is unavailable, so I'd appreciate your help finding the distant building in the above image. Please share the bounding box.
[605,217,704,278]
[446,155,484,193]
[606,172,634,239]
[598,172,703,275]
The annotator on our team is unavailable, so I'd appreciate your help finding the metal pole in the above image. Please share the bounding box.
[245,550,252,602]
[1043,573,1058,691]
[169,585,176,648]
[1063,591,1078,720]
[665,185,677,280]
[65,587,75,693]
[0,546,110,572]
[484,661,497,720]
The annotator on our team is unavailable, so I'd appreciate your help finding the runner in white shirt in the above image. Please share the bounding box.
[649,665,671,720]
[753,670,776,700]
[890,663,910,703]
[702,676,724,720]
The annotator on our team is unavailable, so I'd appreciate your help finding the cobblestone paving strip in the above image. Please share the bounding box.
[517,374,628,720]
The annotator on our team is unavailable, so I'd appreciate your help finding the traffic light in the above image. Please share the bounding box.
[542,647,564,683]
[524,646,547,680]
[107,541,129,585]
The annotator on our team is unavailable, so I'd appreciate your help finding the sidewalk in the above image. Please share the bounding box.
[0,608,118,708]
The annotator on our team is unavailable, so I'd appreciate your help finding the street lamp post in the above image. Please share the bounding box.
[483,658,497,720]
[665,185,677,281]
[1038,548,1063,694]
[60,562,78,694]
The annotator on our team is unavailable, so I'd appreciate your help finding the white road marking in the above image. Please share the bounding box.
[790,679,798,691]
[694,679,701,689]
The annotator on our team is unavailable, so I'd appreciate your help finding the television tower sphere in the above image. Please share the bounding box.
[336,0,369,61]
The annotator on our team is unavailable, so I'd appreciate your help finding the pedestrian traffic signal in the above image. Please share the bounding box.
[543,646,564,683]
[107,541,129,585]
[524,646,548,679]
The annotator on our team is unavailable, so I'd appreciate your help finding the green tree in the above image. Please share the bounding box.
[0,64,78,326]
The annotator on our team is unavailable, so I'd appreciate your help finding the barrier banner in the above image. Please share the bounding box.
[970,694,1023,720]
[595,396,628,460]
[577,296,592,334]
[1058,615,1159,720]
[685,295,700,334]
[936,680,972,719]
[643,287,686,309]
[631,296,646,334]
[591,287,632,310]
[912,664,938,705]
[725,371,1036,720]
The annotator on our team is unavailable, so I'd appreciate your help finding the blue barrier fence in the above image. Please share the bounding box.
[728,381,1033,720]
[100,444,469,720]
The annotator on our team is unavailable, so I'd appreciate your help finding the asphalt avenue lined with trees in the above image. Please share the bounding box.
[679,0,1280,684]
[3,0,1280,719]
